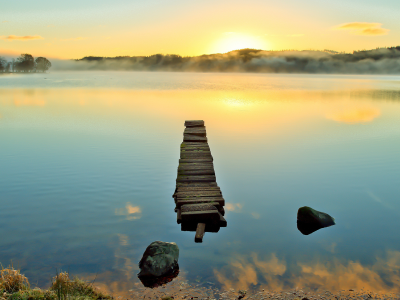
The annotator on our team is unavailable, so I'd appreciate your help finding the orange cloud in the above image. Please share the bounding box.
[326,108,380,123]
[225,203,243,212]
[214,251,400,293]
[334,22,389,36]
[115,202,142,220]
[0,35,44,41]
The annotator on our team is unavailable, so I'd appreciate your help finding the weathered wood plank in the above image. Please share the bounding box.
[178,164,214,170]
[185,120,204,127]
[178,169,215,176]
[184,127,207,137]
[180,147,211,153]
[176,175,216,182]
[181,142,210,148]
[181,210,220,222]
[176,198,224,207]
[195,223,206,243]
[180,152,213,159]
[177,209,182,224]
[219,212,227,227]
[176,182,218,188]
[175,186,221,192]
[175,190,221,197]
[183,134,207,143]
[179,158,213,163]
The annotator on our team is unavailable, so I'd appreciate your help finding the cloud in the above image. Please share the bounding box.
[60,37,86,41]
[0,35,44,41]
[326,107,380,123]
[214,251,400,293]
[334,22,389,36]
[225,203,243,212]
[115,202,141,220]
[2,21,9,23]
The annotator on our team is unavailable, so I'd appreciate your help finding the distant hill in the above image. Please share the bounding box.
[68,47,400,74]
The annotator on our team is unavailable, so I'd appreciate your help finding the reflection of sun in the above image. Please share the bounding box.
[212,33,268,53]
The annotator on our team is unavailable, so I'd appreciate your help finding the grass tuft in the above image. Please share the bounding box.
[0,266,30,293]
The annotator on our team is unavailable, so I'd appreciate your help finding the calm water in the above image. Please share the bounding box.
[1,72,400,294]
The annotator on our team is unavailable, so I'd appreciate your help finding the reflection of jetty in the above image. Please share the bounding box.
[173,120,227,243]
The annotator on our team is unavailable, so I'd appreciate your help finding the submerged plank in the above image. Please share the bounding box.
[195,223,206,243]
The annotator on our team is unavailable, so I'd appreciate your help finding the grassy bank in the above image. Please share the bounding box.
[0,266,111,300]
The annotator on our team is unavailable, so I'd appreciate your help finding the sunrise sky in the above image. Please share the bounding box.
[1,0,399,59]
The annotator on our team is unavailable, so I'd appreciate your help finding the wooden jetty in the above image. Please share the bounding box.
[173,120,227,243]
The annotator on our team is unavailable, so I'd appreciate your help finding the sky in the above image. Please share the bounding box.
[1,0,399,59]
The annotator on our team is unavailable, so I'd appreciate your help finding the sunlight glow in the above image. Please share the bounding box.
[211,33,268,53]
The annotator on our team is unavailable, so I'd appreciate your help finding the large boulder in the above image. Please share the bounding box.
[138,241,179,279]
[297,206,335,235]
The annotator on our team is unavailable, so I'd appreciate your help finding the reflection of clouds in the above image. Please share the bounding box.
[226,203,242,212]
[214,251,400,293]
[326,108,380,123]
[117,234,129,246]
[115,202,141,220]
[251,212,260,219]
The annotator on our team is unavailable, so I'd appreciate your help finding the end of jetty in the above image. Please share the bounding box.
[173,120,227,243]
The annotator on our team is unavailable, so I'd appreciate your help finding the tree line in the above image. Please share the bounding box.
[0,53,52,73]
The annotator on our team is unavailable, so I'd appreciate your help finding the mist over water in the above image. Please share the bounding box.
[1,72,400,295]
[50,48,400,74]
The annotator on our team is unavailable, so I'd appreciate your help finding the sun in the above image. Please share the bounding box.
[210,33,268,54]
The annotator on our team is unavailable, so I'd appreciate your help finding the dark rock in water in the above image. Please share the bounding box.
[297,206,335,235]
[138,268,179,288]
[138,241,179,288]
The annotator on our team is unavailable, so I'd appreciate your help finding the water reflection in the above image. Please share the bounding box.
[326,107,381,123]
[214,251,400,293]
[115,203,141,221]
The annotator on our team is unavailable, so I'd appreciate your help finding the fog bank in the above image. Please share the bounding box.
[52,47,400,74]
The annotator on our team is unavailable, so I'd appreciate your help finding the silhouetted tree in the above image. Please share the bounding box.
[0,56,7,72]
[16,54,35,72]
[35,57,51,72]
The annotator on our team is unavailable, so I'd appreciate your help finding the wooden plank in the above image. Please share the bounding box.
[178,169,215,176]
[177,209,182,224]
[184,127,206,137]
[181,142,210,148]
[178,162,214,168]
[181,210,219,222]
[185,120,204,127]
[195,223,206,243]
[176,182,218,188]
[176,175,216,183]
[176,198,224,207]
[181,148,211,152]
[178,164,214,170]
[180,152,213,160]
[175,186,221,192]
[179,158,213,163]
[175,190,221,197]
[219,212,227,227]
[183,134,207,143]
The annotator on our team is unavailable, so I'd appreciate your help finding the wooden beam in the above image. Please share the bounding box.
[195,223,206,243]
[185,120,204,127]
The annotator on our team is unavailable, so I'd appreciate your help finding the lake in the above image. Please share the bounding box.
[1,71,400,295]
